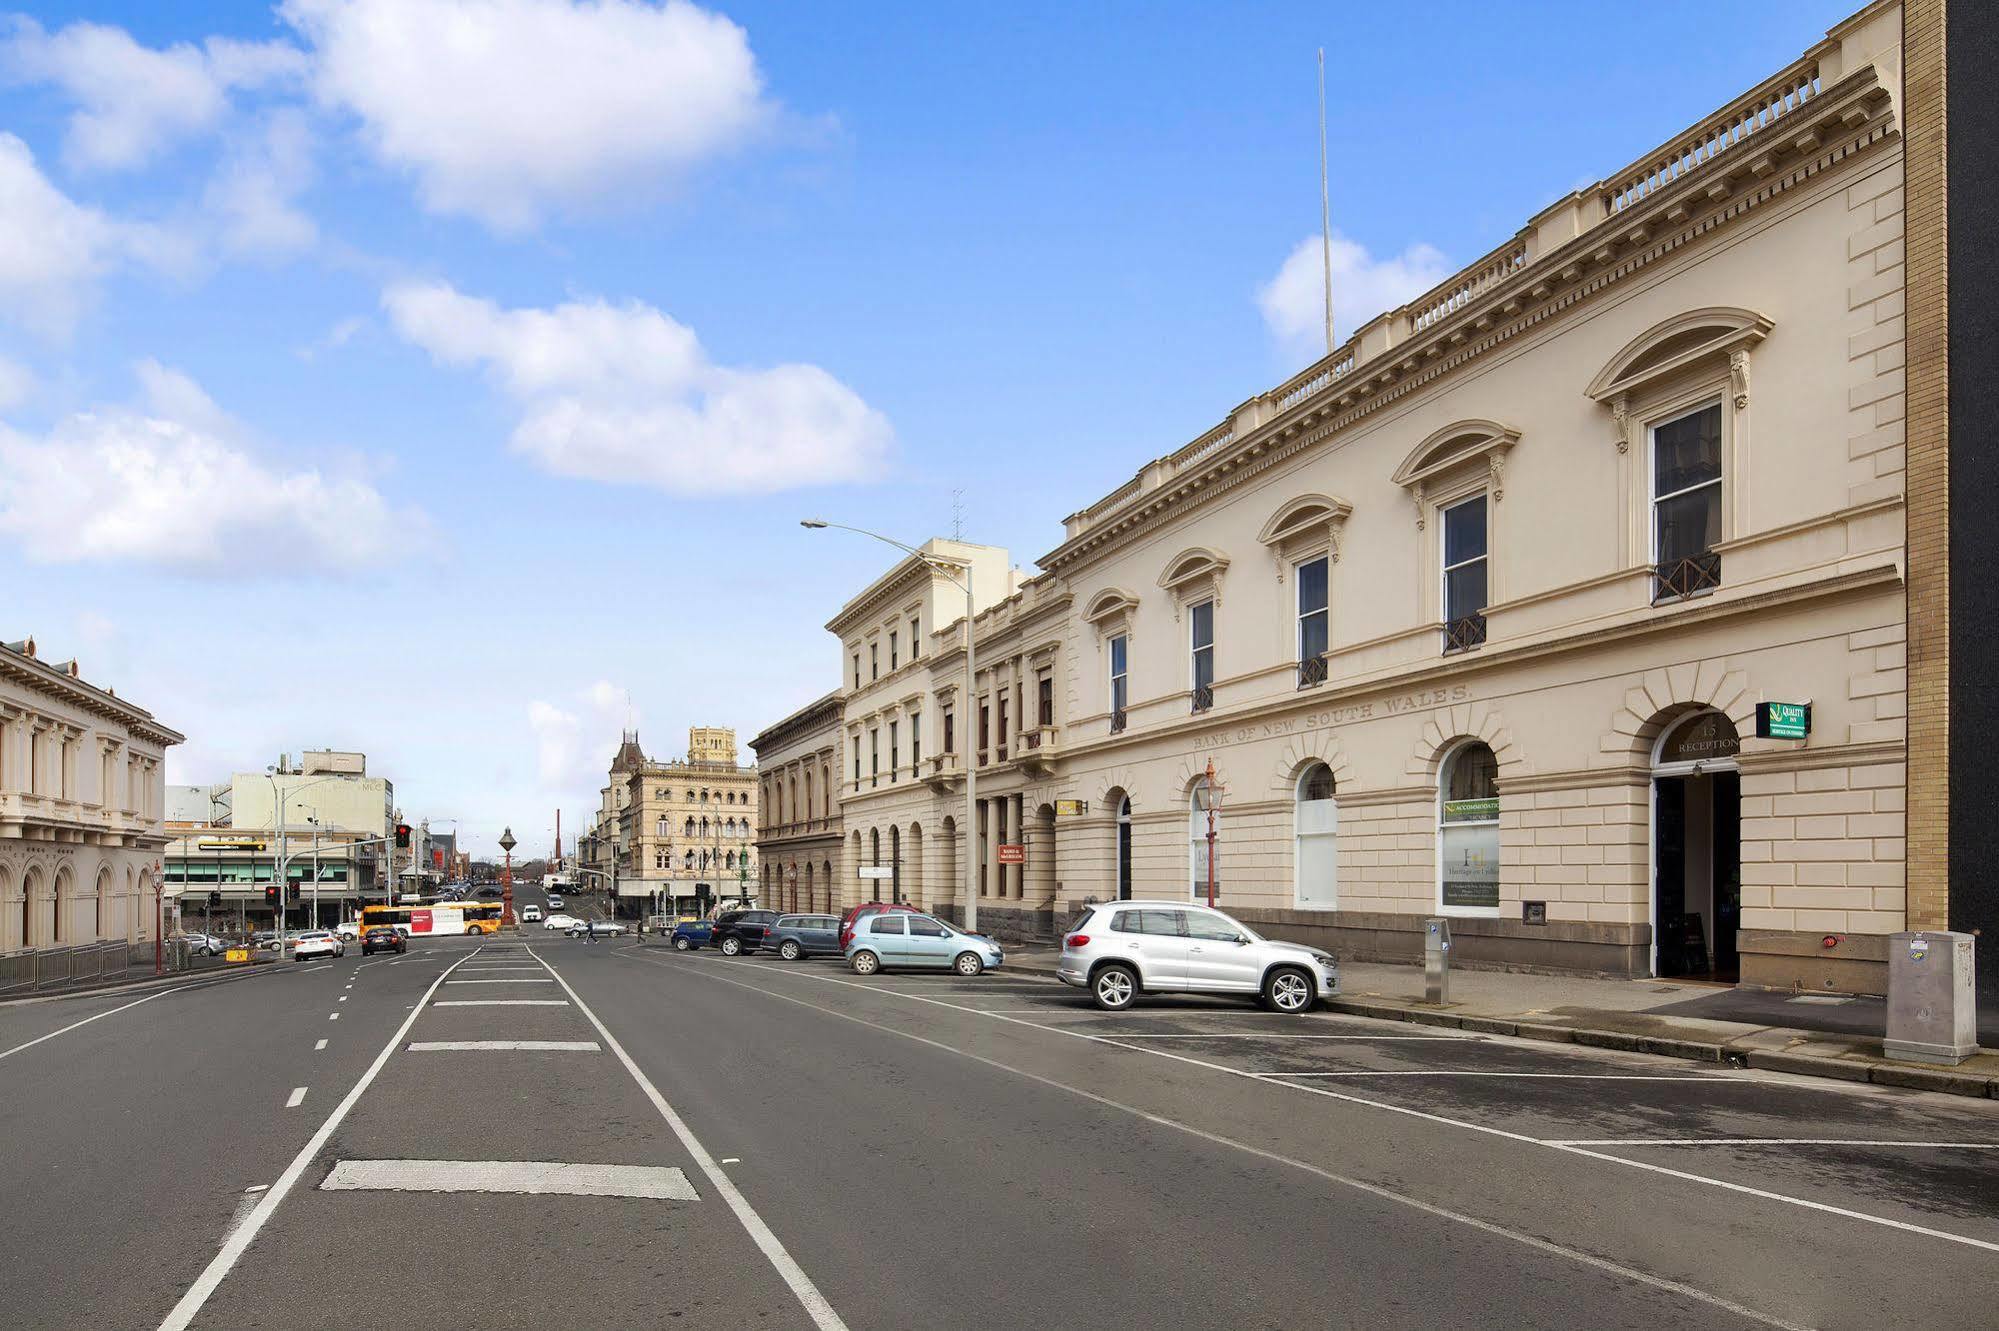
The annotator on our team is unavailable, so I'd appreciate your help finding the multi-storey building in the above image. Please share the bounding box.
[1,636,182,951]
[598,727,759,917]
[793,3,1926,992]
[751,692,844,913]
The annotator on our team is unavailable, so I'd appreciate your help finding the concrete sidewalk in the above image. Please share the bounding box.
[1003,943,1999,1099]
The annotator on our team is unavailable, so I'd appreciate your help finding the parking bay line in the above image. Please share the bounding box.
[693,953,1999,1258]
[527,946,849,1331]
[1259,1071,1724,1081]
[407,1040,600,1052]
[321,1159,697,1199]
[1554,1137,1999,1149]
[652,951,1807,1331]
[155,947,481,1331]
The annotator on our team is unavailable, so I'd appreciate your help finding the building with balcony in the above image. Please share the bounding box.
[751,692,844,913]
[1,636,183,951]
[595,727,759,917]
[779,3,1927,989]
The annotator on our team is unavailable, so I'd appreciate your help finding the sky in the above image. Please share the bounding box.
[0,0,1858,856]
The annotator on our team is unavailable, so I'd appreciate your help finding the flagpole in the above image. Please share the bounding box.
[1318,47,1334,354]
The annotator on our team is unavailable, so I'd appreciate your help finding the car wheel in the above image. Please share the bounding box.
[779,940,802,961]
[953,951,983,977]
[719,936,743,957]
[1092,963,1139,1011]
[673,936,691,952]
[1264,967,1315,1015]
[850,949,881,976]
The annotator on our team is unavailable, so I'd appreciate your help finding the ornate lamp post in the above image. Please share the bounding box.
[499,827,518,930]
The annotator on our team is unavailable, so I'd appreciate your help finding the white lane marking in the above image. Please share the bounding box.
[322,1159,696,1198]
[327,1013,340,1021]
[337,996,348,1003]
[406,1040,599,1052]
[660,953,1806,1331]
[702,955,1999,1258]
[156,945,480,1331]
[721,1157,741,1164]
[444,978,554,985]
[286,1087,307,1108]
[244,1184,268,1192]
[0,979,218,1061]
[1554,1138,1999,1149]
[528,948,848,1331]
[1102,1032,1470,1041]
[432,999,571,1007]
[314,1038,328,1051]
[1261,1071,1721,1081]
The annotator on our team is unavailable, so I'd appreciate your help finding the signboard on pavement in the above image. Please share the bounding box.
[997,844,1026,865]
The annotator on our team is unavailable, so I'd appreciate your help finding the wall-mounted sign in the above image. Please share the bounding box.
[997,844,1026,865]
[1441,798,1498,824]
[198,839,266,852]
[857,866,893,880]
[1755,701,1811,740]
[1055,799,1089,817]
[1659,712,1741,764]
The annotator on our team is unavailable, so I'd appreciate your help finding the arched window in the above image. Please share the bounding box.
[52,867,68,943]
[684,817,695,837]
[726,850,736,869]
[870,827,881,871]
[1188,783,1219,900]
[684,850,694,869]
[1439,742,1500,912]
[700,817,709,837]
[1115,795,1132,900]
[685,789,695,803]
[656,817,667,837]
[889,825,902,903]
[1295,764,1338,908]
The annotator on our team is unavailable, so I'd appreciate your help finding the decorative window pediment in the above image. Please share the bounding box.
[1257,493,1354,570]
[1587,307,1772,451]
[1082,587,1139,629]
[1156,547,1230,608]
[1391,420,1519,528]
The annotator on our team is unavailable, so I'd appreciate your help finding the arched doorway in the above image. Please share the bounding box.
[1030,804,1057,909]
[22,866,42,947]
[906,823,925,909]
[1113,794,1132,900]
[1295,763,1338,908]
[820,859,834,912]
[937,816,958,921]
[1651,710,1742,980]
[889,825,902,903]
[52,866,70,944]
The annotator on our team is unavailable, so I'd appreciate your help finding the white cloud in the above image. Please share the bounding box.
[0,18,304,172]
[0,133,123,337]
[1257,232,1452,363]
[528,680,634,794]
[279,0,773,231]
[0,356,33,410]
[384,281,891,493]
[0,360,422,574]
[205,107,320,257]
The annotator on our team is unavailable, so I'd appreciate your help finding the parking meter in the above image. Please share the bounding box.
[1424,918,1452,1005]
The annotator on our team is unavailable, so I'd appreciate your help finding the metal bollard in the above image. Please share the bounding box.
[1424,917,1452,1005]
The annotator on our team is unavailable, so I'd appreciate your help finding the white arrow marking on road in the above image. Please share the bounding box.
[406,1040,599,1052]
[321,1160,696,1199]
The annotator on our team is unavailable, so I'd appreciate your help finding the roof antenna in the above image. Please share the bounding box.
[950,489,965,541]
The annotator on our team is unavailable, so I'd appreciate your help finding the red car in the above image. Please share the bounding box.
[837,902,920,950]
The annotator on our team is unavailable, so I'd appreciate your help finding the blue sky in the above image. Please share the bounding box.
[0,0,1857,855]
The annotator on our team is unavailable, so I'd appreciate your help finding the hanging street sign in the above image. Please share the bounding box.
[1755,701,1812,740]
[857,866,894,880]
[997,844,1026,865]
[1055,799,1089,817]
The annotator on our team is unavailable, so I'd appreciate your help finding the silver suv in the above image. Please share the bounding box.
[1055,901,1339,1014]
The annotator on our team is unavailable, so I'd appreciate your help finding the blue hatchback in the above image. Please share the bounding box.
[670,917,714,951]
[845,912,1004,976]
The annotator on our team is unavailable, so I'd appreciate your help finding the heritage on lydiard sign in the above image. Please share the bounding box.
[1755,701,1811,740]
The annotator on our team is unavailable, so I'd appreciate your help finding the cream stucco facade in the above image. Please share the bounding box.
[1,637,183,952]
[780,3,1914,992]
[751,692,845,913]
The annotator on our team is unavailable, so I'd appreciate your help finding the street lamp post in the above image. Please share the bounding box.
[1199,757,1225,909]
[264,769,340,946]
[499,827,518,930]
[803,519,980,934]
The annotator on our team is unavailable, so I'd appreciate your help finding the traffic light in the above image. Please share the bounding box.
[264,883,277,904]
[395,823,412,849]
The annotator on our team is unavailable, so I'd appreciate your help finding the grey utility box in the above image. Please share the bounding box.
[1883,931,1977,1065]
[1423,917,1452,1005]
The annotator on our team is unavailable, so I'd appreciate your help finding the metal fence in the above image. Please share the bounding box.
[0,939,189,996]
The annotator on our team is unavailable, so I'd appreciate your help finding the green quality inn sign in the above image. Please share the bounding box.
[1755,702,1812,740]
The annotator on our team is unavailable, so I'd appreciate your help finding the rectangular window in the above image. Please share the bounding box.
[1297,555,1329,686]
[1108,634,1129,732]
[978,702,990,758]
[1037,676,1053,727]
[910,617,920,655]
[870,728,879,787]
[870,642,879,681]
[853,744,861,791]
[1441,496,1488,654]
[1189,600,1215,711]
[943,709,955,754]
[852,653,861,690]
[910,713,922,769]
[1651,402,1724,601]
[997,694,1008,752]
[889,630,898,671]
[888,721,898,782]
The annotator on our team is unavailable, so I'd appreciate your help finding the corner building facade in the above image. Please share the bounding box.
[804,3,1913,992]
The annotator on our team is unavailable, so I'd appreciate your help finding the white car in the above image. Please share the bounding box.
[292,930,346,961]
[542,913,580,931]
[566,920,625,937]
[333,921,362,942]
[1055,901,1338,1014]
[521,905,544,923]
[547,895,565,911]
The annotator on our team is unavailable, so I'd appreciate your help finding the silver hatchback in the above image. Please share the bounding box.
[1055,901,1338,1013]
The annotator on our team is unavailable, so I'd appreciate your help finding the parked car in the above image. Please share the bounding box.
[837,901,920,950]
[845,912,1003,976]
[546,895,565,911]
[251,930,284,953]
[765,914,843,961]
[566,920,626,937]
[1055,901,1339,1014]
[333,921,363,942]
[712,909,780,957]
[361,927,406,955]
[176,931,228,957]
[542,913,580,931]
[669,917,714,951]
[292,930,345,961]
[520,905,544,923]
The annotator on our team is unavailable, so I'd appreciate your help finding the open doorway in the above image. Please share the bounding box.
[1652,711,1742,981]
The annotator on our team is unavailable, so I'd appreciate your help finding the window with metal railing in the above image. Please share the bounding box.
[1441,496,1488,655]
[1189,601,1214,711]
[1650,402,1724,604]
[1297,554,1329,688]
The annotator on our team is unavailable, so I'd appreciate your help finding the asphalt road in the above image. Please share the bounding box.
[4,891,1997,1330]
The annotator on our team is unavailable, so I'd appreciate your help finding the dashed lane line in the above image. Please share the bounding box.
[285,1087,306,1108]
[314,1038,328,1051]
[156,945,483,1331]
[1555,1137,1999,1149]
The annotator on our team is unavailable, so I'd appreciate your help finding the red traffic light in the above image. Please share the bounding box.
[395,823,412,848]
[264,884,277,903]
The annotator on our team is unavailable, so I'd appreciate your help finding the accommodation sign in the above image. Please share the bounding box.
[1755,702,1811,740]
